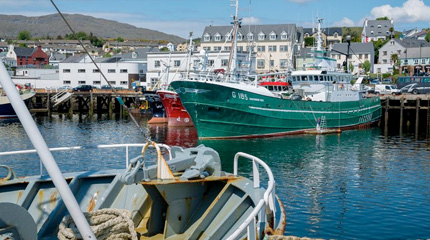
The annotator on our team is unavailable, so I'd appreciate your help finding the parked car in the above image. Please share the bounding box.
[101,85,112,89]
[400,83,430,94]
[370,79,381,85]
[72,85,94,92]
[374,84,401,95]
[382,79,392,84]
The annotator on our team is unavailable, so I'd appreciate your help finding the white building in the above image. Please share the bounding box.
[59,55,145,89]
[146,51,255,90]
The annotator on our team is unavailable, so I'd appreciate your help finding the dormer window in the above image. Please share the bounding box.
[203,33,211,42]
[281,31,288,40]
[269,32,277,40]
[304,33,310,38]
[214,33,221,42]
[258,32,265,40]
[378,24,382,28]
[237,32,243,41]
[371,31,374,35]
[225,33,232,41]
[333,32,338,37]
[247,32,254,41]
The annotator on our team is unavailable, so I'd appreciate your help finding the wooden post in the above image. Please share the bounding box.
[427,97,430,138]
[384,97,389,136]
[416,98,420,138]
[47,92,51,116]
[400,97,404,135]
[89,92,94,119]
[109,97,113,119]
[68,96,74,118]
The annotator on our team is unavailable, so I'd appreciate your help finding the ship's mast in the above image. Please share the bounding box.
[227,0,241,81]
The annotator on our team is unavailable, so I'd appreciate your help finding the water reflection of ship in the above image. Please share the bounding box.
[148,124,198,148]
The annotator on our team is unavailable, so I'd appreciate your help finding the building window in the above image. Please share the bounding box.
[63,80,71,84]
[247,46,254,52]
[268,45,277,52]
[93,81,101,84]
[359,54,363,59]
[93,69,100,73]
[208,60,214,67]
[383,59,387,63]
[237,33,243,41]
[270,60,274,67]
[109,81,115,84]
[224,46,231,51]
[371,31,374,35]
[203,47,211,51]
[280,59,288,68]
[221,59,228,66]
[258,32,265,40]
[257,59,265,69]
[257,46,265,52]
[120,81,128,85]
[280,45,288,52]
[108,69,115,73]
[203,34,211,42]
[78,69,85,73]
[414,59,418,64]
[333,32,338,37]
[151,78,158,86]
[365,54,369,59]
[214,33,221,42]
[383,51,387,56]
[214,46,222,51]
[155,60,161,68]
[63,69,70,73]
[226,33,232,41]
[281,32,288,40]
[174,60,181,67]
[269,32,277,40]
[120,69,128,73]
[78,80,86,84]
[247,33,254,41]
[238,46,244,52]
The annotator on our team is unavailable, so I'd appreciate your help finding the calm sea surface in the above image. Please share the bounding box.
[1,114,430,239]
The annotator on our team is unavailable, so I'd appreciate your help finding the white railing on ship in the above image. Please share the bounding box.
[0,143,172,176]
[228,152,276,240]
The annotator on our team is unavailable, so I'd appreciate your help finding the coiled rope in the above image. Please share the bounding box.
[58,209,138,240]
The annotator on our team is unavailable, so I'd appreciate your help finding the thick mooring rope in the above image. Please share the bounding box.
[58,209,138,240]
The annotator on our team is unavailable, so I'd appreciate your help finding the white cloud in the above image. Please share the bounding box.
[242,17,261,25]
[370,0,430,23]
[332,17,355,27]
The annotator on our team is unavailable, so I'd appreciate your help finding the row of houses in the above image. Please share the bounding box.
[2,18,429,90]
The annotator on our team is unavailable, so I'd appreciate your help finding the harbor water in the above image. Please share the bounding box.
[0,114,430,239]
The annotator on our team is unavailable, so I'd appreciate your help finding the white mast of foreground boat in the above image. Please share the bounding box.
[0,65,96,239]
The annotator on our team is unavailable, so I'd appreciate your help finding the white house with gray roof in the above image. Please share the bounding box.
[200,24,302,73]
[59,55,145,89]
[330,42,374,74]
[361,19,394,43]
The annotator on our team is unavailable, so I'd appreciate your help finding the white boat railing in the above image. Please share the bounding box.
[229,152,276,240]
[0,143,172,176]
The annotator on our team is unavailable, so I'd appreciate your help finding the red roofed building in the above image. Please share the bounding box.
[6,45,49,68]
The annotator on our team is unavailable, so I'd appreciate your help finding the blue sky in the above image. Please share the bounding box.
[1,0,430,38]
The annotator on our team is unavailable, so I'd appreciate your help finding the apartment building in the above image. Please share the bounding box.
[200,24,302,73]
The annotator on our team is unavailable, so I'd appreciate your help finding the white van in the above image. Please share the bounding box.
[374,84,401,95]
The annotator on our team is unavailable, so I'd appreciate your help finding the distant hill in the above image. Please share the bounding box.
[0,14,185,43]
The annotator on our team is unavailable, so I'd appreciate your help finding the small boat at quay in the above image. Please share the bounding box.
[171,17,382,139]
[0,57,286,239]
[0,85,35,118]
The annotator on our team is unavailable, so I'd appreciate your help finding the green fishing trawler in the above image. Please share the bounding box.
[171,17,381,139]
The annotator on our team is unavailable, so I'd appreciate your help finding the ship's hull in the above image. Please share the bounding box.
[157,90,194,127]
[0,91,35,118]
[171,81,382,139]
